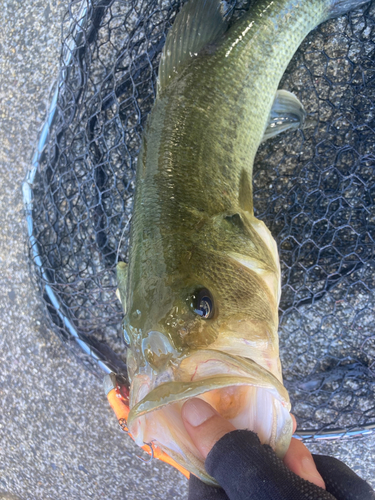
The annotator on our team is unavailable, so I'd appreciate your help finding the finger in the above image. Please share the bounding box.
[182,398,236,460]
[283,437,326,489]
[183,400,326,491]
[291,413,297,433]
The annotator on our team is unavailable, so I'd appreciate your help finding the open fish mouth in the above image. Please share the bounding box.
[127,350,293,484]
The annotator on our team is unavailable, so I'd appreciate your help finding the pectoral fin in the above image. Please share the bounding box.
[116,262,128,311]
[238,169,253,214]
[262,90,306,142]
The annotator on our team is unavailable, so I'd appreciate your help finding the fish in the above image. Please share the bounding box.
[116,0,370,484]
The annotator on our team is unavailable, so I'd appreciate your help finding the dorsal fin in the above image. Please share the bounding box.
[157,0,228,94]
[116,262,128,312]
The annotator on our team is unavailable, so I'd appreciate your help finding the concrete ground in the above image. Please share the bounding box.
[0,1,373,499]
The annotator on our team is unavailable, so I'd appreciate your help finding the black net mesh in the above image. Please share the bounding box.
[25,0,375,435]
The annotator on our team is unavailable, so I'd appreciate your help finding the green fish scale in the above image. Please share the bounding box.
[127,0,327,343]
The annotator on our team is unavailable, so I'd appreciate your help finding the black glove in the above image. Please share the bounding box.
[188,430,375,500]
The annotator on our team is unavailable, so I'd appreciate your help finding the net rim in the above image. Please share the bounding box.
[23,0,115,376]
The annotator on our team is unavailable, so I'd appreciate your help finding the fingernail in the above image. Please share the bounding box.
[182,399,216,427]
[301,457,326,488]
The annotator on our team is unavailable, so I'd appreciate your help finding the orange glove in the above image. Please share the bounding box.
[104,372,190,479]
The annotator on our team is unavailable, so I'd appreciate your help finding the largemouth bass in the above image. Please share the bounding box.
[116,0,370,484]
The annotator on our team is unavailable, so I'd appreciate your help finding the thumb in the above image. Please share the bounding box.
[283,438,326,489]
[182,398,235,460]
[182,399,326,491]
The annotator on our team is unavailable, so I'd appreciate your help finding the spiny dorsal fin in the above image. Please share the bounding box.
[157,0,228,94]
[116,261,128,312]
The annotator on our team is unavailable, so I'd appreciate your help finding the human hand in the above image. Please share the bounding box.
[182,398,375,500]
[182,397,325,488]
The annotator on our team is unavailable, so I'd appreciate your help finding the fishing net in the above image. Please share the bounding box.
[24,0,375,438]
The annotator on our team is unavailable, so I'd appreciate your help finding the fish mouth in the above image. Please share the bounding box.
[127,350,292,485]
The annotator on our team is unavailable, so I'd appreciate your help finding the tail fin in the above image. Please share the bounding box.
[327,0,370,19]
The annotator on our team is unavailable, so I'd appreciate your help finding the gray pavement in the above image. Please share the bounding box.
[0,0,374,499]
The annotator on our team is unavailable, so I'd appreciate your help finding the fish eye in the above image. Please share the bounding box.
[192,288,215,319]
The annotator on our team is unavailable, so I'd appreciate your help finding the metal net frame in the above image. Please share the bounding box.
[23,0,375,440]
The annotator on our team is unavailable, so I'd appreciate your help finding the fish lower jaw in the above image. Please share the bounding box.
[127,350,293,484]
